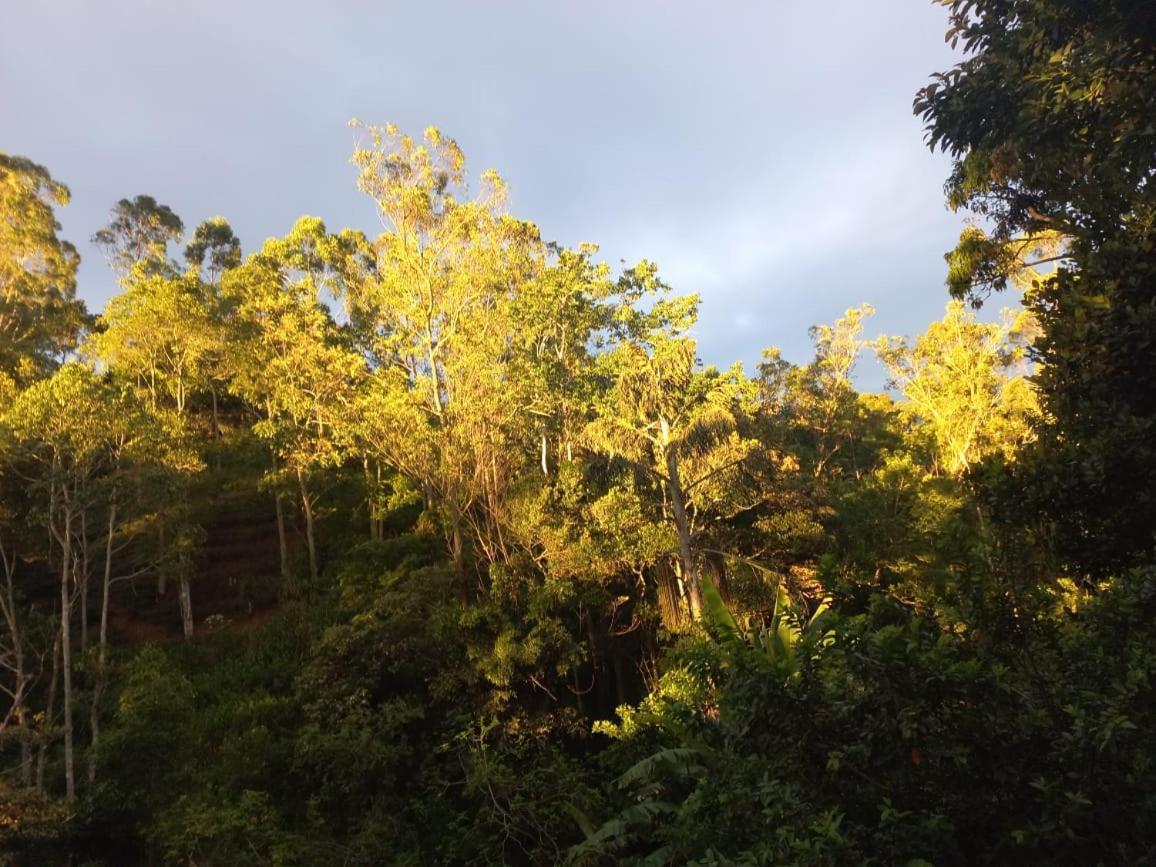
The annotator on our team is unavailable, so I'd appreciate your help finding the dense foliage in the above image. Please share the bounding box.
[2,1,1155,863]
[915,0,1156,577]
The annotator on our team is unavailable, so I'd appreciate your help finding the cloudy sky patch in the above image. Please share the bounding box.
[2,0,970,385]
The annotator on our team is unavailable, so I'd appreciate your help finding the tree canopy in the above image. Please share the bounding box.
[916,0,1156,576]
[0,154,86,380]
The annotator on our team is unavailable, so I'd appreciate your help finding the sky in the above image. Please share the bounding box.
[1,0,972,386]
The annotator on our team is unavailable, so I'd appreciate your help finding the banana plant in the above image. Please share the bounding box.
[565,746,708,866]
[702,573,831,681]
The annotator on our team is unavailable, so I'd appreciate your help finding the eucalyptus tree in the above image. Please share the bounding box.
[345,122,543,579]
[89,272,223,416]
[91,194,184,277]
[345,123,702,584]
[180,216,244,438]
[760,304,875,480]
[510,247,697,478]
[3,365,117,799]
[586,336,759,622]
[89,195,223,625]
[184,216,242,285]
[91,209,239,425]
[86,389,197,772]
[87,267,225,630]
[0,154,86,381]
[224,217,365,587]
[873,301,1039,479]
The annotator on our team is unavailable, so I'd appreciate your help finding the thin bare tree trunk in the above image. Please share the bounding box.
[210,386,220,439]
[375,462,384,540]
[59,498,76,800]
[0,540,32,787]
[178,574,194,639]
[89,501,115,783]
[157,521,168,597]
[297,467,318,585]
[450,518,466,580]
[664,447,701,622]
[37,630,60,793]
[274,491,291,594]
[362,459,373,541]
[80,510,89,652]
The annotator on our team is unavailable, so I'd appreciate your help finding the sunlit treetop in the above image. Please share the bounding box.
[92,194,185,277]
[916,0,1156,298]
[0,153,86,381]
[184,216,242,284]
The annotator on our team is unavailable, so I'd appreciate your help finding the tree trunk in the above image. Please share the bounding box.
[655,559,686,631]
[362,458,378,541]
[274,490,292,595]
[374,462,384,540]
[1,544,32,788]
[80,510,89,652]
[89,500,115,783]
[60,505,75,801]
[210,386,220,439]
[19,711,31,787]
[178,573,194,639]
[37,630,60,794]
[425,337,444,416]
[210,386,222,470]
[612,651,627,707]
[664,446,701,622]
[450,517,466,579]
[297,467,318,585]
[157,521,168,597]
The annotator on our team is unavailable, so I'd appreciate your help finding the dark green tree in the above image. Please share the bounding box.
[916,0,1156,576]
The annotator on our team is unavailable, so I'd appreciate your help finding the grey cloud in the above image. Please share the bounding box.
[2,0,969,389]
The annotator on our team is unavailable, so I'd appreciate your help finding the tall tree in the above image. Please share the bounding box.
[184,216,241,285]
[87,272,221,633]
[916,0,1156,576]
[184,216,243,437]
[0,154,86,381]
[89,272,222,415]
[873,301,1039,478]
[586,336,758,622]
[762,304,875,479]
[345,122,541,578]
[4,365,111,799]
[224,217,363,587]
[92,194,184,277]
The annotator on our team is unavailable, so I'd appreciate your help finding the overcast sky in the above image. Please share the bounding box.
[2,0,972,384]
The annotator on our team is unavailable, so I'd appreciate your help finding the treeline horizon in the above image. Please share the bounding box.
[3,0,1156,863]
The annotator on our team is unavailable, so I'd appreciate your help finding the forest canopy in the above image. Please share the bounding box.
[2,1,1156,864]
